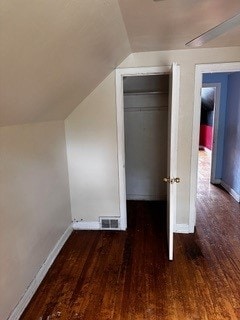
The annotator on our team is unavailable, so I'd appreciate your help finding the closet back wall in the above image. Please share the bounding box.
[124,75,169,201]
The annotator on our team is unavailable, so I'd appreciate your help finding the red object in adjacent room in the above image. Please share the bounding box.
[200,124,213,150]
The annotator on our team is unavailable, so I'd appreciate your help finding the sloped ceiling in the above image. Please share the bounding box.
[1,0,240,126]
[0,0,131,126]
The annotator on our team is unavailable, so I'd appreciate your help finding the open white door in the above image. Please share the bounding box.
[164,62,180,260]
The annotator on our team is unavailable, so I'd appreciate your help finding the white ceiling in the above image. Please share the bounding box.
[118,0,240,52]
[0,0,240,126]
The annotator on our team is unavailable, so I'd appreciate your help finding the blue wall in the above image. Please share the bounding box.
[222,72,240,196]
[202,73,229,179]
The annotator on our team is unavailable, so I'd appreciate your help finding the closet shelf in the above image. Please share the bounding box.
[124,105,168,112]
[124,91,168,96]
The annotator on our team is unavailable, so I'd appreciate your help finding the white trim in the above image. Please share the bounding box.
[115,66,172,232]
[8,224,73,320]
[174,224,191,234]
[116,69,127,231]
[72,221,100,230]
[190,62,240,232]
[221,181,240,202]
[116,66,171,76]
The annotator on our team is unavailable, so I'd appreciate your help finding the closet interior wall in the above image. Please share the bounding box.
[123,75,169,201]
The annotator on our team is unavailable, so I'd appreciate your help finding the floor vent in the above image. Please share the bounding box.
[100,217,120,230]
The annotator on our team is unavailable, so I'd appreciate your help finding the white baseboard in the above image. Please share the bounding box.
[221,181,240,202]
[8,224,73,320]
[174,224,191,234]
[72,221,100,230]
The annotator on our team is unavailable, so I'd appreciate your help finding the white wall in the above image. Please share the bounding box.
[65,72,120,222]
[0,121,71,320]
[120,47,240,224]
[65,46,240,226]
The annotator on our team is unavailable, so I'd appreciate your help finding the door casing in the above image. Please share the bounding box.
[190,62,240,232]
[115,66,176,232]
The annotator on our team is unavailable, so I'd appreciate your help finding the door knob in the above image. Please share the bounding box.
[163,177,174,184]
[163,177,180,184]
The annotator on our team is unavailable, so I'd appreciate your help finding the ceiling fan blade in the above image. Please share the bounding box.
[186,13,240,47]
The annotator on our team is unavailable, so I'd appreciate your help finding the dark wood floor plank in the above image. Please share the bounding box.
[20,151,240,320]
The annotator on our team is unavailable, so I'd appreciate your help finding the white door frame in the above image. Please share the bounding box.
[201,82,221,184]
[189,62,240,232]
[115,66,171,230]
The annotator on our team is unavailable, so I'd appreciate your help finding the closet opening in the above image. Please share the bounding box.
[123,74,169,204]
[121,74,170,251]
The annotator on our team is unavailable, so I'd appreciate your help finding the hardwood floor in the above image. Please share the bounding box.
[20,151,240,320]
